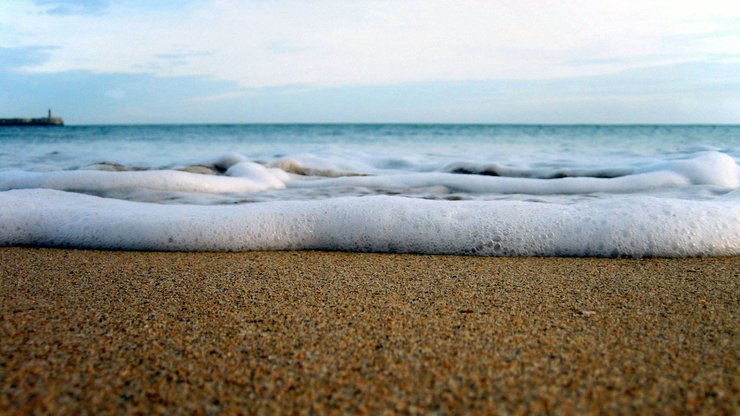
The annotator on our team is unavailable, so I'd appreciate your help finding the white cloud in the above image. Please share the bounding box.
[2,0,740,88]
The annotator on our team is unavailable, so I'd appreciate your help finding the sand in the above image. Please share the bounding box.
[1,248,737,414]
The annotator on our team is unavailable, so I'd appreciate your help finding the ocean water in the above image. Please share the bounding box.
[1,124,738,257]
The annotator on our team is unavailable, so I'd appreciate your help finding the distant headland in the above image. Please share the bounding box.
[0,109,64,126]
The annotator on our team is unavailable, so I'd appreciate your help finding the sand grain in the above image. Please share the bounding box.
[1,248,738,414]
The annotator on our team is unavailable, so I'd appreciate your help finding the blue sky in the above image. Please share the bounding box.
[1,0,739,124]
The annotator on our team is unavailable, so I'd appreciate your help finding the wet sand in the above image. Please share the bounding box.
[1,248,737,414]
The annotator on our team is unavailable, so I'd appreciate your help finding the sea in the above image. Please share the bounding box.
[1,124,738,257]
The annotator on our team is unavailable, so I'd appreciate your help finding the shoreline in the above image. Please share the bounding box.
[1,248,737,413]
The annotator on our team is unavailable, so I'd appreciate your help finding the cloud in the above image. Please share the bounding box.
[0,69,249,124]
[34,0,110,15]
[3,0,739,89]
[0,46,55,71]
[2,60,738,124]
[155,51,214,60]
[1,1,739,123]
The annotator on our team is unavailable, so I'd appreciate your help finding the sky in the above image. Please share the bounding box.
[1,0,740,124]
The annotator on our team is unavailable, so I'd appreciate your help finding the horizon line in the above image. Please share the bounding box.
[56,122,740,127]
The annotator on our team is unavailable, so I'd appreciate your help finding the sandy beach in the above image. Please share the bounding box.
[1,248,737,414]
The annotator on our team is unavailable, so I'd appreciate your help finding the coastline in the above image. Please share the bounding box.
[1,248,737,413]
[0,117,64,126]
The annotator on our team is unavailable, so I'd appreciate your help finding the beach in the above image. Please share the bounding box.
[1,248,737,414]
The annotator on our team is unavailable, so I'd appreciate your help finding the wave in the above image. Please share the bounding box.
[443,162,632,179]
[1,151,738,256]
[1,189,738,257]
[1,151,736,202]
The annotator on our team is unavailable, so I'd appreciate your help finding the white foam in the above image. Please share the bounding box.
[0,151,738,256]
[289,151,739,196]
[1,151,736,200]
[291,170,694,195]
[225,161,286,190]
[637,151,740,188]
[0,168,285,194]
[1,189,738,257]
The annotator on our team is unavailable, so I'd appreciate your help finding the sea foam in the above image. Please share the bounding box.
[1,189,738,257]
[0,148,738,257]
[1,151,737,199]
[0,165,286,194]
